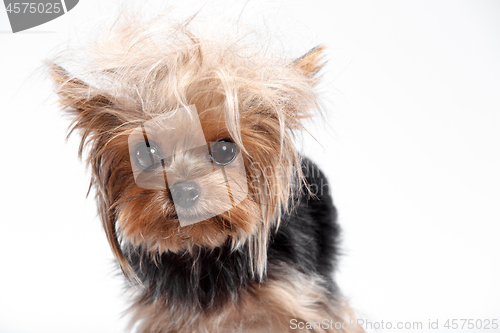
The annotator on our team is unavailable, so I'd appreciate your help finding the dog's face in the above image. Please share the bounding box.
[127,105,249,227]
[120,104,255,251]
[48,19,324,279]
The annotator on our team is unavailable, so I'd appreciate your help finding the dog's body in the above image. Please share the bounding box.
[49,15,362,333]
[124,158,341,332]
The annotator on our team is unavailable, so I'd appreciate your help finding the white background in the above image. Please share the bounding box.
[1,1,499,332]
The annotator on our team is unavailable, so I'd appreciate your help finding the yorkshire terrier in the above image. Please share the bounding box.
[48,15,363,333]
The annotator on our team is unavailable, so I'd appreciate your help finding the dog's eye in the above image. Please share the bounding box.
[134,142,162,170]
[210,139,238,166]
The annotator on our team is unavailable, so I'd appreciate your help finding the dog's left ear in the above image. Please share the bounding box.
[46,63,121,144]
[47,63,112,111]
[294,45,326,78]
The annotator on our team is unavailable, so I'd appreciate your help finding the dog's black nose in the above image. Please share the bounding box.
[170,181,200,209]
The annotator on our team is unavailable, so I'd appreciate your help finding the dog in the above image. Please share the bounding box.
[48,15,363,333]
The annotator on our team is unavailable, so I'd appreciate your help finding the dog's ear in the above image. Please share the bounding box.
[294,45,326,78]
[47,63,122,148]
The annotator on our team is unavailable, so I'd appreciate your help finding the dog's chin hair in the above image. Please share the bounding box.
[116,188,282,281]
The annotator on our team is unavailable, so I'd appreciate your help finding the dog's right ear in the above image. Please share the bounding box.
[293,45,325,79]
[47,63,121,149]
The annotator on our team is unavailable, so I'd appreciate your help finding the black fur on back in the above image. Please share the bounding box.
[124,157,341,313]
[268,158,340,293]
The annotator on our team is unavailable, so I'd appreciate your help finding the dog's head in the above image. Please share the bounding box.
[48,17,324,281]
